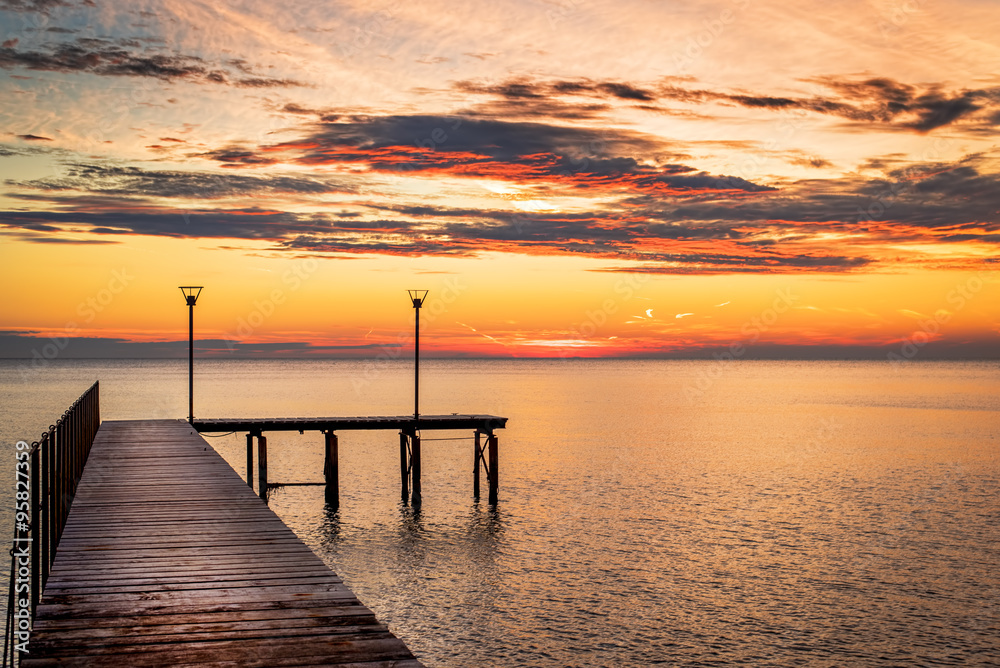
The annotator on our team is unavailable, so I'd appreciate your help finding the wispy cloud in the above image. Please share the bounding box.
[0,37,304,87]
[453,75,1000,133]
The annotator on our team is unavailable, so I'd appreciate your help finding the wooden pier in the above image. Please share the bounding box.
[21,419,422,667]
[194,414,508,506]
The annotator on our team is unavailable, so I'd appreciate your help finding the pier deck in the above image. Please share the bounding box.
[194,414,507,433]
[193,414,507,506]
[21,419,422,667]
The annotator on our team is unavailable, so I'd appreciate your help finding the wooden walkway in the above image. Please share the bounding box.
[22,420,422,667]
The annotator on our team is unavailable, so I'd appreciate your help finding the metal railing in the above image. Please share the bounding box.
[3,382,100,667]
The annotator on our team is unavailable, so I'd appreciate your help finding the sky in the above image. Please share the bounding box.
[1,0,998,359]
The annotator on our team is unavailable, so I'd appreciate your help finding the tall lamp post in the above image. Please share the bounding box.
[179,286,203,424]
[408,290,428,421]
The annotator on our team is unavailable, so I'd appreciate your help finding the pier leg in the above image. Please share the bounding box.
[245,433,254,489]
[257,435,268,501]
[324,431,339,507]
[488,434,498,505]
[411,432,421,506]
[473,431,481,499]
[399,431,409,502]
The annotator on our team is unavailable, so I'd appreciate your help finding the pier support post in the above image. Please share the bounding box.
[399,431,409,502]
[245,433,254,489]
[473,431,481,499]
[488,433,498,505]
[257,434,268,501]
[411,432,421,506]
[324,431,339,508]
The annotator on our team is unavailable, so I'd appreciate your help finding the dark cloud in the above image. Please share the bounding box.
[9,163,355,199]
[810,77,990,132]
[789,155,833,169]
[200,147,280,167]
[649,157,1000,237]
[5,153,996,272]
[596,82,656,101]
[455,76,1000,133]
[16,133,52,141]
[242,114,774,196]
[0,207,339,240]
[0,37,303,87]
[3,123,995,275]
[462,98,611,121]
[597,252,870,274]
[17,236,117,244]
[0,335,399,360]
[0,0,92,12]
[457,78,656,102]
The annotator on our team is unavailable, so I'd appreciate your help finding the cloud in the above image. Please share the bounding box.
[0,37,304,87]
[9,163,355,199]
[5,148,997,274]
[664,76,999,133]
[0,207,341,241]
[216,114,774,197]
[0,334,400,359]
[455,76,1000,133]
[16,134,52,141]
[811,77,990,132]
[457,78,657,102]
[0,0,92,12]
[789,155,832,169]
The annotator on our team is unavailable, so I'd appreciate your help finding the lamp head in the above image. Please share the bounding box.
[179,286,203,306]
[407,289,429,308]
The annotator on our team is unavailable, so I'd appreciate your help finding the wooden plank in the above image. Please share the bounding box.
[23,419,422,667]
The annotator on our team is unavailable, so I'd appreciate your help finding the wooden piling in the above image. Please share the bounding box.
[411,432,421,506]
[257,434,268,500]
[399,431,409,502]
[488,433,498,505]
[473,431,481,499]
[245,432,254,488]
[324,431,339,507]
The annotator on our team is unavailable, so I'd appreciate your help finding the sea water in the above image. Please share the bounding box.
[0,359,997,666]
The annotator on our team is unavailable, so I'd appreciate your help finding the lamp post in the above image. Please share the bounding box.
[179,286,202,424]
[408,290,428,421]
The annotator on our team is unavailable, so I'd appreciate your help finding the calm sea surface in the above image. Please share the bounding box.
[0,359,998,666]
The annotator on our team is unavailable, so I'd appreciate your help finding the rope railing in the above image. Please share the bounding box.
[3,382,100,667]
